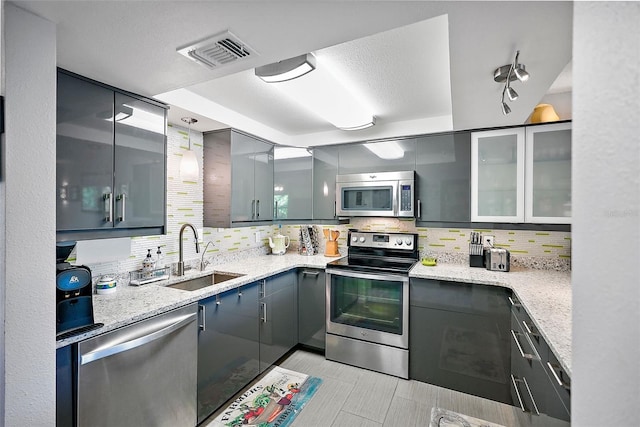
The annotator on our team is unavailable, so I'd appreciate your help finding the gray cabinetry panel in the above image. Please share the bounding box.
[312,145,339,220]
[297,268,326,350]
[415,132,471,222]
[56,345,74,427]
[197,282,260,424]
[409,278,512,404]
[259,271,297,373]
[274,148,312,220]
[56,70,167,240]
[337,139,417,174]
[204,129,274,226]
[510,301,570,422]
[57,71,115,233]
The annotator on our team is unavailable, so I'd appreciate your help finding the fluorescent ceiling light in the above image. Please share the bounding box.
[260,55,375,131]
[273,146,312,160]
[255,53,316,83]
[364,141,405,160]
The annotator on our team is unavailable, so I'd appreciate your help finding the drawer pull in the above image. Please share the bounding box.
[547,361,571,390]
[522,320,540,338]
[302,270,320,277]
[508,296,521,307]
[511,374,540,415]
[511,330,539,361]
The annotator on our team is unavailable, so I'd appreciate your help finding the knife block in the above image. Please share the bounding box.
[325,240,340,257]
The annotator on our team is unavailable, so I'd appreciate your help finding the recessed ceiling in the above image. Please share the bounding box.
[19,1,573,146]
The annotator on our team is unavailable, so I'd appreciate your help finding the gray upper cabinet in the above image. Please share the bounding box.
[337,138,417,174]
[274,147,312,220]
[204,129,274,227]
[415,132,471,222]
[56,70,167,241]
[312,145,339,220]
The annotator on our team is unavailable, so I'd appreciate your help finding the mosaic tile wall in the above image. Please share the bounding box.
[82,124,571,280]
[279,218,571,270]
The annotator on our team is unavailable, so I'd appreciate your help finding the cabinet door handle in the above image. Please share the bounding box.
[511,330,539,361]
[104,193,113,223]
[510,374,540,415]
[417,199,422,219]
[198,304,206,331]
[117,194,126,222]
[259,280,266,298]
[522,320,539,338]
[546,361,571,390]
[260,302,267,323]
[274,201,278,219]
[508,296,521,307]
[256,199,260,218]
[334,201,337,218]
[302,270,319,277]
[251,200,256,219]
[215,294,221,306]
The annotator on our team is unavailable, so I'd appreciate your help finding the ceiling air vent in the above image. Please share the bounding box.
[177,31,257,70]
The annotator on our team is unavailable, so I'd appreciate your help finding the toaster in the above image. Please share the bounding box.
[485,248,510,272]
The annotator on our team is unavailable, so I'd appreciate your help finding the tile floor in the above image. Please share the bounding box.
[205,349,569,427]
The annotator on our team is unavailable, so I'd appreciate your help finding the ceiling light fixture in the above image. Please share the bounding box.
[257,54,375,131]
[180,117,199,182]
[255,53,316,83]
[494,50,529,115]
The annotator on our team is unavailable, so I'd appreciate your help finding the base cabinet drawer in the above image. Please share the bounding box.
[510,308,570,423]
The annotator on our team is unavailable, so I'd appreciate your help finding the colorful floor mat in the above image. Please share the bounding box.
[208,366,322,427]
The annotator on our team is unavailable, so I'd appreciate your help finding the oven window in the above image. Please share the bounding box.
[341,186,393,211]
[330,275,403,335]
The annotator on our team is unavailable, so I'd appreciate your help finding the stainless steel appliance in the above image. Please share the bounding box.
[77,303,198,427]
[326,230,418,378]
[335,171,415,218]
[486,248,511,272]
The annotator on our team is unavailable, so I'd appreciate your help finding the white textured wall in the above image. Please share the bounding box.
[573,2,640,425]
[3,3,57,424]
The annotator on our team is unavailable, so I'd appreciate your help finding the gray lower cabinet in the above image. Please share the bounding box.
[56,69,167,241]
[409,278,512,405]
[415,132,471,222]
[197,282,260,424]
[510,298,570,424]
[259,270,298,373]
[56,345,74,427]
[297,268,326,351]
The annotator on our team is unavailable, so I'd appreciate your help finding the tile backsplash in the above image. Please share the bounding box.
[78,124,571,281]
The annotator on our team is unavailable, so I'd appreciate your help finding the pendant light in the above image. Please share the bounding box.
[180,117,199,181]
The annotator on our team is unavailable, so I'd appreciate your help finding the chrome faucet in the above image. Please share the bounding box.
[178,223,199,276]
[200,241,215,271]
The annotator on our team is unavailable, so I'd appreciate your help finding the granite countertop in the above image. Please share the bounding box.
[57,253,572,377]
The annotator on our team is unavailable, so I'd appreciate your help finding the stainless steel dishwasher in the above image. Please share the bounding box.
[77,303,198,427]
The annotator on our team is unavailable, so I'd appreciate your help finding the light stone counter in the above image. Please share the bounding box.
[410,262,571,376]
[57,253,571,377]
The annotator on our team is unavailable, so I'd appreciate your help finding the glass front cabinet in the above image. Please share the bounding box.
[471,122,571,224]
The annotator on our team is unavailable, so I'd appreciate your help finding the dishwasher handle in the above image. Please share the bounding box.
[80,312,196,365]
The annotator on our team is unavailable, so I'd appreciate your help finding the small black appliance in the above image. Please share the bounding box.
[56,241,102,340]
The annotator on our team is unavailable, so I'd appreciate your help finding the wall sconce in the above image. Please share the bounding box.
[180,117,199,182]
[494,50,530,115]
[255,53,316,83]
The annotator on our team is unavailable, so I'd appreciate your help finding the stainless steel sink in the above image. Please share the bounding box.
[167,272,245,292]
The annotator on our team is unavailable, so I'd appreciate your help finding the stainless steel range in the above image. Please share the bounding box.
[325,230,418,379]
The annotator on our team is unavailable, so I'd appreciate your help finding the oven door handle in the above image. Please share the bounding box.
[326,268,409,283]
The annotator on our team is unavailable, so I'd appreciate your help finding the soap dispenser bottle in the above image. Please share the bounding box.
[155,246,164,269]
[142,249,155,278]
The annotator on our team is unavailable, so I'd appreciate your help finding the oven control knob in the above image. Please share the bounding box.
[396,238,403,245]
[352,236,358,243]
[405,238,413,246]
[359,236,366,243]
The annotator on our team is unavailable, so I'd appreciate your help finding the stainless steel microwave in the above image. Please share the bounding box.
[335,171,415,218]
